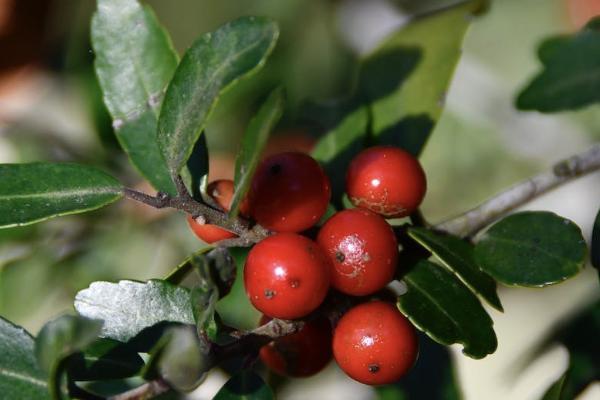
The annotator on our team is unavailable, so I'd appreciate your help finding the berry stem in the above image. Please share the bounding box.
[436,143,600,238]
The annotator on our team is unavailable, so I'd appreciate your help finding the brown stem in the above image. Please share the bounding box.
[107,379,170,400]
[435,143,600,237]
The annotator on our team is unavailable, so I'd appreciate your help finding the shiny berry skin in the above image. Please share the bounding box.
[317,209,398,296]
[248,152,331,232]
[244,233,331,319]
[187,180,237,243]
[333,301,418,385]
[259,315,332,377]
[346,146,426,218]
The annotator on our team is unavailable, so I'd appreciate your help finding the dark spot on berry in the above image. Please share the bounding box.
[368,363,380,373]
[270,163,282,175]
[335,251,345,263]
[264,289,276,299]
[289,279,300,288]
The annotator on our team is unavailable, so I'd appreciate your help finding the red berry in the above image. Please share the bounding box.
[317,209,398,296]
[248,152,331,232]
[187,180,237,243]
[244,233,331,319]
[259,315,332,377]
[346,146,426,218]
[333,301,418,385]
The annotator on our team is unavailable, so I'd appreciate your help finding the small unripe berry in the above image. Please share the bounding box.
[346,146,426,218]
[259,315,332,377]
[317,208,398,296]
[333,301,418,385]
[248,152,331,232]
[187,180,237,243]
[244,233,331,319]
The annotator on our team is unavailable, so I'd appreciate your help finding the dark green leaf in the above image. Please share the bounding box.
[408,227,502,311]
[184,133,210,201]
[397,260,497,359]
[35,315,103,374]
[540,371,568,400]
[367,0,484,154]
[157,17,279,177]
[164,247,214,285]
[35,315,102,399]
[213,370,274,400]
[592,207,600,273]
[517,18,600,112]
[191,287,220,341]
[144,325,209,392]
[311,105,370,205]
[230,87,285,217]
[92,0,178,194]
[0,317,49,399]
[74,280,194,342]
[68,338,144,381]
[474,211,587,287]
[192,247,237,298]
[0,163,122,229]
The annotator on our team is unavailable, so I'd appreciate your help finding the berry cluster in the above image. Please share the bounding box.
[188,146,426,385]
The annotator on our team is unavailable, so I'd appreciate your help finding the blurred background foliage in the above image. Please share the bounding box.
[0,0,598,399]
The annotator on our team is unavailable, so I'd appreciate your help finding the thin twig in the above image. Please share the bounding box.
[108,379,170,400]
[436,143,600,238]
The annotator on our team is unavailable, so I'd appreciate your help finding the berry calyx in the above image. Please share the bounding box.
[244,233,331,319]
[346,146,426,218]
[259,315,332,377]
[317,208,398,296]
[187,180,237,243]
[333,301,418,385]
[248,152,331,232]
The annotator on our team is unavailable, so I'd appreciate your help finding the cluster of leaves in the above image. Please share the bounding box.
[0,0,598,399]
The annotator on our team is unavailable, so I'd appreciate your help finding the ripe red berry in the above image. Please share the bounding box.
[248,152,331,232]
[259,315,332,377]
[317,208,398,296]
[346,146,426,218]
[333,301,418,385]
[244,233,331,319]
[187,180,237,243]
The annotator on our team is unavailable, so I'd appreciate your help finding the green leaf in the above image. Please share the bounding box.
[213,370,274,400]
[164,246,214,285]
[592,207,600,273]
[92,0,178,194]
[367,0,484,154]
[408,227,502,311]
[68,338,144,381]
[0,317,49,400]
[474,211,587,287]
[0,163,122,229]
[74,280,194,342]
[517,18,600,112]
[397,260,497,359]
[230,87,285,217]
[157,16,279,177]
[35,315,103,399]
[540,371,568,400]
[144,325,209,392]
[311,105,370,205]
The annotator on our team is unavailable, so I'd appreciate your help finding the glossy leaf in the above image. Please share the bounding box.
[213,370,274,400]
[397,260,497,359]
[35,315,103,399]
[0,163,122,229]
[74,280,194,342]
[144,325,209,392]
[230,87,285,217]
[68,338,144,381]
[475,212,587,287]
[517,18,600,112]
[0,317,49,399]
[92,0,178,194]
[367,0,485,154]
[311,105,370,205]
[540,371,568,400]
[157,17,279,177]
[408,227,502,311]
[592,207,600,273]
